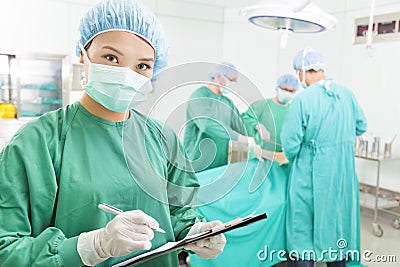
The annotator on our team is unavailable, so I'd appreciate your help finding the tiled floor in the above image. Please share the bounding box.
[357,208,400,267]
[314,208,400,267]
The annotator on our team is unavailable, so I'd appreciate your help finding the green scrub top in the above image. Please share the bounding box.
[184,86,246,172]
[281,80,367,263]
[242,98,290,153]
[0,102,203,267]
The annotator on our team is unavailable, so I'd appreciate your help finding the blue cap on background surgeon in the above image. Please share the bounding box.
[293,48,326,89]
[276,73,299,104]
[209,61,238,95]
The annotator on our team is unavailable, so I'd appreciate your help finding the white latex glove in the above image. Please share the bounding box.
[77,210,159,266]
[255,123,270,142]
[261,149,275,161]
[275,152,289,165]
[252,145,264,162]
[237,134,257,149]
[183,221,227,259]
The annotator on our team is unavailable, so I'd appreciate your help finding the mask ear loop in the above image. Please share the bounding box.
[78,43,90,88]
[301,48,310,85]
[78,43,91,63]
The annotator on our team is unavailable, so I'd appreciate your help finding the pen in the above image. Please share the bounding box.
[98,203,166,233]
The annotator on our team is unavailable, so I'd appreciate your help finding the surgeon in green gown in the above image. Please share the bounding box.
[281,48,367,267]
[189,74,299,267]
[242,73,299,162]
[0,1,227,266]
[184,62,261,172]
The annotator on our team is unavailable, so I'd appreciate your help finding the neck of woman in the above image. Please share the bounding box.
[206,83,222,95]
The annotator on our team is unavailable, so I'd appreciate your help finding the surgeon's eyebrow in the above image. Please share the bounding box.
[138,57,155,62]
[102,45,125,56]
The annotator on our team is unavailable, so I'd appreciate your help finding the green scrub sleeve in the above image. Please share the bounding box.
[159,123,205,240]
[0,227,83,267]
[241,104,259,138]
[230,104,248,138]
[187,95,241,141]
[0,121,83,267]
[241,105,264,161]
[354,96,367,136]
[58,236,83,266]
[281,98,305,161]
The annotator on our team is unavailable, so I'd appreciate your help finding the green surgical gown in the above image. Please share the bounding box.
[0,102,203,267]
[242,98,290,153]
[184,86,246,172]
[281,80,367,263]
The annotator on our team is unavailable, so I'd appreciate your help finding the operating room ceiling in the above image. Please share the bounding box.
[177,0,260,8]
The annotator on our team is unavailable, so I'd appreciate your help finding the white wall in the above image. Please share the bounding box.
[0,0,225,151]
[0,0,224,63]
[223,0,400,191]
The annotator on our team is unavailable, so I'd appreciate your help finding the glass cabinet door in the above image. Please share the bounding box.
[0,54,16,103]
[17,56,65,117]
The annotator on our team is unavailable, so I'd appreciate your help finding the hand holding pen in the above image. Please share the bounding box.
[78,205,165,265]
[98,203,166,233]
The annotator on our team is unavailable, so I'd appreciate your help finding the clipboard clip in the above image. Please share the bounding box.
[210,210,259,233]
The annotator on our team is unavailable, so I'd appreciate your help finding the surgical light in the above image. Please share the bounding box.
[240,0,337,33]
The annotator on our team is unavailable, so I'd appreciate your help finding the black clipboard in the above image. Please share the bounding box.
[112,212,267,267]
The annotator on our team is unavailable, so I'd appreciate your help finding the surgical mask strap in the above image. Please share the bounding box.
[318,79,332,91]
[301,48,310,84]
[78,43,91,63]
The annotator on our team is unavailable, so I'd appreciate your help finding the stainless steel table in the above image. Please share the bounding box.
[356,154,400,237]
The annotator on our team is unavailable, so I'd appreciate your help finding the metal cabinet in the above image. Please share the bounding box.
[0,53,70,117]
[0,54,18,114]
[17,54,70,117]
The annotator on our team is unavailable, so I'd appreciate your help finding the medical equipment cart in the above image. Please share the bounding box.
[356,155,400,237]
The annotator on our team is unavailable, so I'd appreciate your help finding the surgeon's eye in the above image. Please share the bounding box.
[137,63,151,71]
[104,55,119,64]
[137,63,152,71]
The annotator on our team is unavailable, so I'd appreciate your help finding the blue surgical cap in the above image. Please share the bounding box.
[276,74,299,91]
[209,62,238,80]
[293,48,326,71]
[76,0,169,75]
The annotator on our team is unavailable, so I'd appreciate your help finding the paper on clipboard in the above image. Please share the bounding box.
[112,212,267,267]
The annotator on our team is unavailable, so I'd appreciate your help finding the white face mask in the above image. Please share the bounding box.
[79,43,153,113]
[297,70,307,90]
[220,76,237,94]
[277,88,295,104]
[220,87,230,95]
